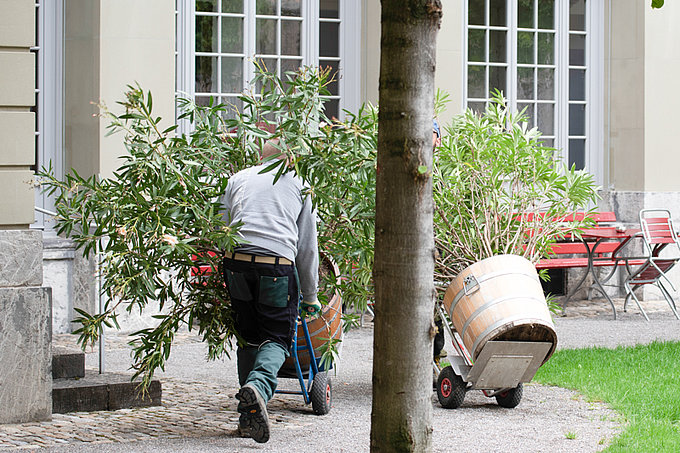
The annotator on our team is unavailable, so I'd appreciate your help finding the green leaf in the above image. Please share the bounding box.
[417,165,428,174]
[652,0,664,8]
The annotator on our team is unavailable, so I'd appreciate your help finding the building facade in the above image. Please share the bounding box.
[2,0,680,422]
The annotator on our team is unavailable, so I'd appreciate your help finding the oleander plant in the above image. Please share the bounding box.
[39,65,377,389]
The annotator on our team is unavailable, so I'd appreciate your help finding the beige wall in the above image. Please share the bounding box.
[607,0,645,191]
[361,0,465,123]
[64,0,175,179]
[644,1,680,192]
[0,0,35,227]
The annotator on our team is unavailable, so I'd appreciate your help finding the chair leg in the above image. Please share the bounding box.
[624,281,650,321]
[657,281,680,320]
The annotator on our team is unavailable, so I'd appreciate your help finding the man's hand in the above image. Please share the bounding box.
[300,299,321,317]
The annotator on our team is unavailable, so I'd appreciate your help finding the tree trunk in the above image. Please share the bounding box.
[371,1,442,452]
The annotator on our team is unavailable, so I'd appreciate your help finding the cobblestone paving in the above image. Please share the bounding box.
[0,297,675,451]
[0,376,313,451]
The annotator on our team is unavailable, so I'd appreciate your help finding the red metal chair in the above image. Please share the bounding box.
[623,209,680,320]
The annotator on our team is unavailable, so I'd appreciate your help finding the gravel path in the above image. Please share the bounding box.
[3,298,679,452]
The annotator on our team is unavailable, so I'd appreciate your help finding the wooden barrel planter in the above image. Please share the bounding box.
[280,254,343,375]
[442,254,557,364]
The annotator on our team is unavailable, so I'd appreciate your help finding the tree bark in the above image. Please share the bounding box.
[370,1,442,452]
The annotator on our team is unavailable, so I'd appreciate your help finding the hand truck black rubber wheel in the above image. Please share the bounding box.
[495,383,523,408]
[311,371,332,415]
[436,366,466,409]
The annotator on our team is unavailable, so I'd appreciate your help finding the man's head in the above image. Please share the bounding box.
[432,119,441,150]
[261,139,283,161]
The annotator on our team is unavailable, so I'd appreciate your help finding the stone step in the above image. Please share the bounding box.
[52,371,162,414]
[52,346,85,379]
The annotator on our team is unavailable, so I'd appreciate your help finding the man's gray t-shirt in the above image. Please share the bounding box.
[221,164,319,301]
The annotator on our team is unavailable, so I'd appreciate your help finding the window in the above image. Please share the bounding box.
[465,0,603,181]
[177,0,359,121]
[33,0,64,230]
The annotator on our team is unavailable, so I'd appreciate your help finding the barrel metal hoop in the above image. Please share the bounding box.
[470,314,548,360]
[460,295,547,342]
[448,270,540,318]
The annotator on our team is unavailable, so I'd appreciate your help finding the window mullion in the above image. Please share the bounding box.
[508,0,517,113]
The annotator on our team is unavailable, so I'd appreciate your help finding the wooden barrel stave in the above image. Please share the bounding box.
[442,255,557,363]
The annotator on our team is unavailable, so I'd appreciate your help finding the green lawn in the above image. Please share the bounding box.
[534,341,680,452]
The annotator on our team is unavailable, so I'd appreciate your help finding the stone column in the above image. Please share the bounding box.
[0,1,52,424]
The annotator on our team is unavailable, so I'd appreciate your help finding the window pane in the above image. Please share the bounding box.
[257,0,276,15]
[518,102,535,127]
[468,65,486,98]
[221,96,243,119]
[221,17,244,53]
[282,58,302,75]
[256,18,277,55]
[468,29,486,62]
[196,15,217,53]
[319,22,339,57]
[256,58,278,91]
[195,95,216,107]
[517,31,534,64]
[537,32,554,65]
[469,1,485,26]
[569,104,586,136]
[569,68,586,101]
[537,102,554,135]
[197,0,217,12]
[541,137,554,148]
[320,0,339,18]
[538,0,555,29]
[517,67,534,100]
[221,57,243,93]
[282,20,302,56]
[489,66,506,96]
[518,0,534,28]
[222,0,243,13]
[282,0,301,16]
[569,138,586,170]
[324,98,339,119]
[489,30,507,63]
[489,0,507,26]
[569,34,585,66]
[537,68,554,100]
[468,101,486,115]
[196,56,217,92]
[570,0,586,31]
[319,59,339,95]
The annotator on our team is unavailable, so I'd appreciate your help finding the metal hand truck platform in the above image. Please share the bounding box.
[434,303,552,409]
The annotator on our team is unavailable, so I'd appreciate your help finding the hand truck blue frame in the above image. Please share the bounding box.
[275,313,333,415]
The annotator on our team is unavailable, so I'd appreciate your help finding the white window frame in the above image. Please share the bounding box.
[176,0,360,123]
[33,0,64,231]
[463,0,604,185]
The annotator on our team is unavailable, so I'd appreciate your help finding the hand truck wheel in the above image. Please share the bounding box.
[495,383,523,408]
[311,371,332,415]
[436,365,466,409]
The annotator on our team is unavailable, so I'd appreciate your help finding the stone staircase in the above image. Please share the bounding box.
[52,347,162,414]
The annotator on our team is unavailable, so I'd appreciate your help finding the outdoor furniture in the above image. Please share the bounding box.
[535,212,645,319]
[621,209,680,321]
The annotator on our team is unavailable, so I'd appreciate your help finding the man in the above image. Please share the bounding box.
[432,118,447,361]
[221,139,320,443]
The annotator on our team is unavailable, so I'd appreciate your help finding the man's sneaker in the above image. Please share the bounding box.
[236,384,270,443]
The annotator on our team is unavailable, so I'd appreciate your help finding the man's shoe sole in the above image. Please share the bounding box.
[236,385,270,443]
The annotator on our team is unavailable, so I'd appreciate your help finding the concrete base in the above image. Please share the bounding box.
[52,371,162,414]
[0,286,52,424]
[52,346,85,379]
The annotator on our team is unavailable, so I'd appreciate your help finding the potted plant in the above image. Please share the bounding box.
[432,92,599,361]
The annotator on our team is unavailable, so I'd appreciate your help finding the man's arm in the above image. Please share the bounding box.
[296,194,319,303]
